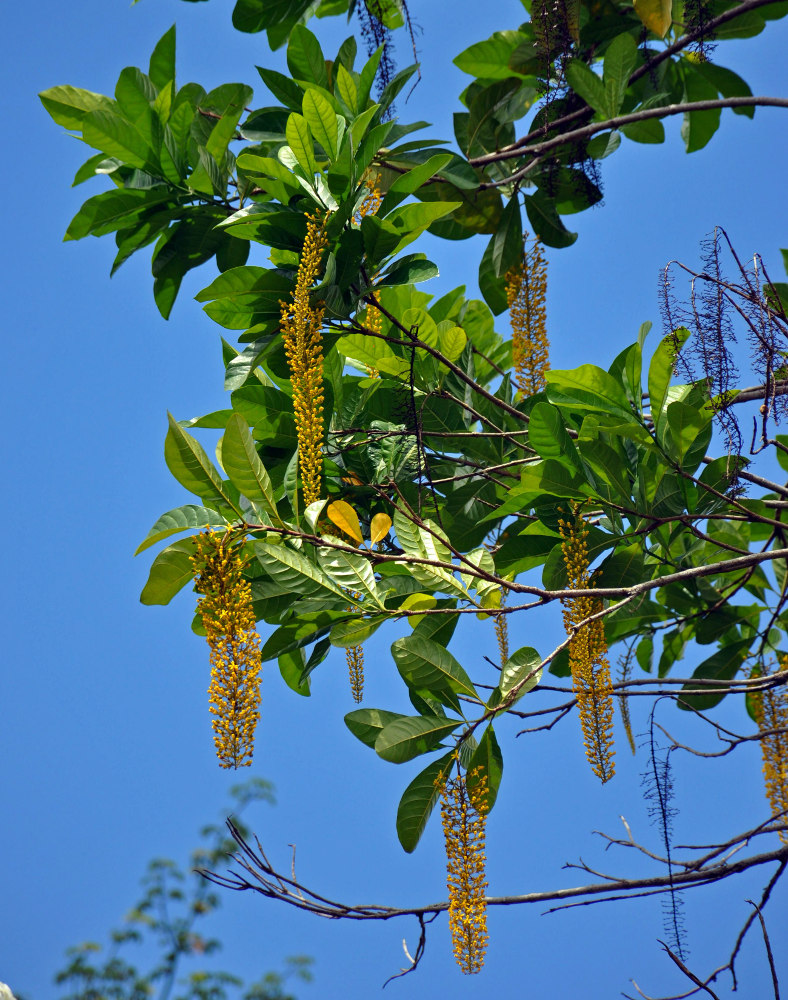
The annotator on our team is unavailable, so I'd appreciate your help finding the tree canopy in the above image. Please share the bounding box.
[39,0,788,995]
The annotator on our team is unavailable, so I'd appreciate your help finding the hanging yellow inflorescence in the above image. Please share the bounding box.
[346,644,365,703]
[345,593,365,703]
[752,659,788,842]
[558,506,616,783]
[191,529,262,769]
[280,213,329,508]
[505,234,548,395]
[494,586,509,666]
[436,755,490,975]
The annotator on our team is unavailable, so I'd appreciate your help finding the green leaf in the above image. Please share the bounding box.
[565,60,607,115]
[302,89,339,160]
[149,24,177,90]
[255,541,348,602]
[165,413,237,509]
[64,188,172,241]
[222,413,280,522]
[528,402,582,468]
[140,538,196,605]
[396,752,453,852]
[546,364,632,417]
[39,85,115,131]
[256,66,304,110]
[454,31,527,80]
[678,640,751,711]
[391,635,479,703]
[82,109,157,171]
[466,725,504,811]
[491,196,523,278]
[329,615,385,647]
[335,63,358,114]
[345,708,406,748]
[375,715,461,763]
[524,191,577,249]
[376,254,440,287]
[279,648,311,696]
[317,540,385,608]
[135,505,229,555]
[648,328,690,431]
[287,25,329,89]
[285,113,318,177]
[498,646,543,704]
[603,33,638,117]
[666,399,712,468]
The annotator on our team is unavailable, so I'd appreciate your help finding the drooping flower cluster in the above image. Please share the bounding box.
[346,644,365,703]
[494,586,509,666]
[437,756,490,974]
[752,659,788,842]
[506,235,549,395]
[280,213,329,507]
[191,529,262,769]
[345,592,365,703]
[558,507,616,783]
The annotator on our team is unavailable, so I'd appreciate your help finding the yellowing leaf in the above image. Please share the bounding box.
[633,0,672,37]
[370,512,393,545]
[327,500,363,543]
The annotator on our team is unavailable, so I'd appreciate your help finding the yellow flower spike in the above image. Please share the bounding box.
[752,659,788,843]
[280,213,329,508]
[190,529,262,770]
[558,506,616,784]
[436,754,490,974]
[506,234,548,396]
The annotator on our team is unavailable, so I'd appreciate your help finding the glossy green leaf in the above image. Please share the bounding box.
[302,88,339,159]
[165,414,237,509]
[391,635,479,702]
[286,113,318,177]
[466,725,504,811]
[222,413,280,521]
[345,708,406,748]
[39,85,115,131]
[149,24,176,89]
[82,109,157,171]
[279,648,311,696]
[375,714,461,763]
[140,538,196,605]
[135,505,229,555]
[499,646,543,702]
[396,751,453,852]
[317,540,385,608]
[678,640,751,711]
[329,615,385,647]
[255,541,348,602]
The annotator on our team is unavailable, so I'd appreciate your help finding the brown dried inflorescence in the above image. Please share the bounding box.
[281,213,329,508]
[191,529,262,769]
[437,755,490,974]
[752,660,788,842]
[506,235,549,396]
[558,506,616,783]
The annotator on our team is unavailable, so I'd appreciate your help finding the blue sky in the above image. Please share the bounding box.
[3,0,788,996]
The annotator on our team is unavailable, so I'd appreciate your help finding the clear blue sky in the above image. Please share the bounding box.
[3,1,788,996]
